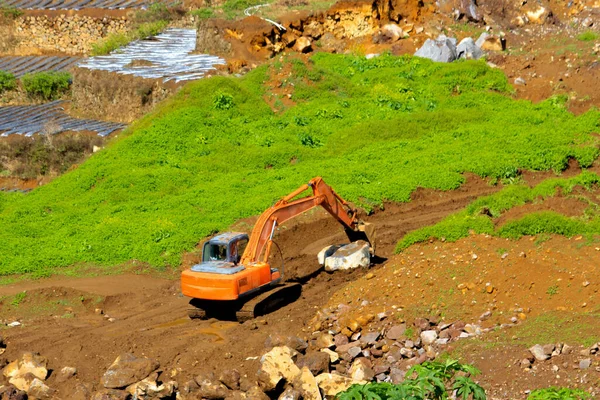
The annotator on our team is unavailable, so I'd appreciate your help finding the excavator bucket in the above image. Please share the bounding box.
[346,221,377,254]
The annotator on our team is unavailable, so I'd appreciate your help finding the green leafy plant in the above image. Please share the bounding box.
[546,285,559,296]
[213,93,234,110]
[0,70,16,93]
[337,359,486,399]
[21,71,71,100]
[527,387,591,399]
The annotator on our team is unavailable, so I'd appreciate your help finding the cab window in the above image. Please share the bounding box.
[203,243,228,262]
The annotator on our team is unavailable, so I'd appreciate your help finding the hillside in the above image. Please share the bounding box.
[1,53,599,277]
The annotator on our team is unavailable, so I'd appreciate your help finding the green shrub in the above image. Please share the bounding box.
[577,31,599,42]
[0,70,16,93]
[337,359,486,400]
[528,387,591,399]
[21,71,71,100]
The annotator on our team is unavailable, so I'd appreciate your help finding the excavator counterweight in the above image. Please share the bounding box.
[181,177,376,321]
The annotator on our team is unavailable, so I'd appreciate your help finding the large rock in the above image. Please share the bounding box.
[381,24,405,42]
[196,375,229,399]
[292,367,321,400]
[420,330,438,346]
[55,366,77,383]
[386,324,406,340]
[476,32,504,51]
[219,369,241,390]
[265,335,308,353]
[348,358,374,382]
[279,387,301,400]
[0,385,27,400]
[296,352,330,376]
[456,37,483,60]
[90,389,131,400]
[246,386,269,400]
[257,346,300,391]
[127,374,176,399]
[529,344,550,361]
[100,353,159,389]
[8,373,37,392]
[27,378,54,399]
[3,352,48,382]
[318,246,342,265]
[414,35,457,63]
[324,241,370,272]
[293,37,312,53]
[315,373,359,397]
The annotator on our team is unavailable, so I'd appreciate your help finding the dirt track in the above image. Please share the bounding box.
[0,174,502,397]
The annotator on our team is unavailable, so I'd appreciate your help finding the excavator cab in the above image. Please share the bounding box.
[202,233,248,264]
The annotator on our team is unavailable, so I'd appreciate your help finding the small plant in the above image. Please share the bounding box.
[0,70,16,93]
[577,31,599,42]
[189,7,215,19]
[0,3,23,19]
[21,71,71,100]
[337,359,486,400]
[213,93,234,110]
[527,387,591,399]
[11,291,26,307]
[546,285,559,296]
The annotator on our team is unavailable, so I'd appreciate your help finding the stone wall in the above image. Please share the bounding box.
[11,15,130,55]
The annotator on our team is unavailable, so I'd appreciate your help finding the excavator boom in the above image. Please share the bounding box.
[242,176,374,265]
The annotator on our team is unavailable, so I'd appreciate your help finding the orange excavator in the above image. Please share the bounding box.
[181,177,376,321]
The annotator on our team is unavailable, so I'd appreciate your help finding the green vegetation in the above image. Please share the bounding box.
[546,285,559,296]
[91,20,169,55]
[0,70,16,93]
[189,7,215,19]
[577,30,599,42]
[1,53,600,276]
[10,291,26,307]
[396,172,600,252]
[337,359,485,399]
[90,3,177,56]
[0,1,23,19]
[21,71,71,100]
[528,387,591,399]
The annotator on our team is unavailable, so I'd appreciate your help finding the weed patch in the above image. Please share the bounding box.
[577,31,599,42]
[1,54,600,276]
[396,172,600,252]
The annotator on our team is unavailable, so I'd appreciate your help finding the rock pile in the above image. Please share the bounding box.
[523,342,600,372]
[414,32,504,63]
[13,15,130,55]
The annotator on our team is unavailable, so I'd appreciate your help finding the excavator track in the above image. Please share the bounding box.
[187,283,302,322]
[235,283,302,322]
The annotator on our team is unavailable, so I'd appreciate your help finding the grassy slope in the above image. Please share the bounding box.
[1,54,599,276]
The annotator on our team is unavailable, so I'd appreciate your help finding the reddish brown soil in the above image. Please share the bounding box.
[326,233,600,397]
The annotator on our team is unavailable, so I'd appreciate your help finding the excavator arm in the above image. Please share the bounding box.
[241,177,375,265]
